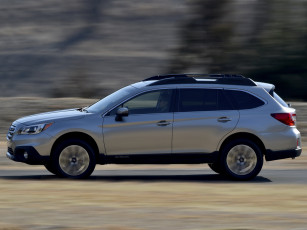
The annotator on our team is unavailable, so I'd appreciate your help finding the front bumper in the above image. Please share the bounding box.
[265,147,302,161]
[7,146,49,165]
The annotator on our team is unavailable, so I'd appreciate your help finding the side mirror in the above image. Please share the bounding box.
[115,107,129,121]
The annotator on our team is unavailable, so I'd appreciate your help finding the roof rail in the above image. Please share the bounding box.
[143,74,245,81]
[143,74,256,86]
[143,74,188,81]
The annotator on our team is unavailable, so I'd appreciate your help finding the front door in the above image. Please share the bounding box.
[103,89,174,156]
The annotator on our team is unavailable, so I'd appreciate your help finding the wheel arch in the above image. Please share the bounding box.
[219,132,266,157]
[50,132,100,160]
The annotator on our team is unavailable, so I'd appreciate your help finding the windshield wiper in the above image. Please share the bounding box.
[83,107,89,113]
[76,107,88,113]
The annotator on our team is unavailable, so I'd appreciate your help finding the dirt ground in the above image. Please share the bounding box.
[0,98,306,229]
[0,141,307,230]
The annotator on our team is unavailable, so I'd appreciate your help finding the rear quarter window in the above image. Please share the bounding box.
[226,90,265,110]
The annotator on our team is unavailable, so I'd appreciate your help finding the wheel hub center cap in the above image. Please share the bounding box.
[71,157,77,163]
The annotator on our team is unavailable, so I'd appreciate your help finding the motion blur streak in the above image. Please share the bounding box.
[0,0,307,100]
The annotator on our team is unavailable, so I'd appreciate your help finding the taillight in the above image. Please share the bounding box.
[271,113,296,126]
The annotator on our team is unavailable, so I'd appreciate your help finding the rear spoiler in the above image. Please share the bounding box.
[255,82,275,96]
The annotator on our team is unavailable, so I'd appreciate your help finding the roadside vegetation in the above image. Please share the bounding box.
[1,1,307,100]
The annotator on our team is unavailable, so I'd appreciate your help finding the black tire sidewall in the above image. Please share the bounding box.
[52,139,96,179]
[220,139,263,180]
[44,162,58,175]
[208,162,222,174]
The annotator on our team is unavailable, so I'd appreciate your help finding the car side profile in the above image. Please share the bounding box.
[7,74,302,180]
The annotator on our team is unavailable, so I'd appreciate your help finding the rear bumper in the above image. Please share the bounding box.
[6,146,49,165]
[265,148,302,161]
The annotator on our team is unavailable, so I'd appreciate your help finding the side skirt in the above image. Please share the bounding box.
[97,152,219,165]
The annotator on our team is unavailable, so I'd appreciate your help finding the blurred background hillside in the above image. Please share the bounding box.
[1,0,307,100]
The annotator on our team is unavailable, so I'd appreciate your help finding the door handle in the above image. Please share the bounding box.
[157,120,171,126]
[217,117,231,123]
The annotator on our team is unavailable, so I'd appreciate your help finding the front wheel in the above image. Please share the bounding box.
[208,162,223,174]
[220,139,263,180]
[44,162,58,175]
[52,139,96,179]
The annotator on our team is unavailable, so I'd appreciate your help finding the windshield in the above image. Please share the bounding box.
[87,86,135,113]
[273,92,289,108]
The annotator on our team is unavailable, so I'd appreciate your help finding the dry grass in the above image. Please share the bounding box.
[0,97,97,140]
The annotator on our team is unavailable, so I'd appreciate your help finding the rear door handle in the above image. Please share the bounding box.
[157,120,171,126]
[217,117,232,123]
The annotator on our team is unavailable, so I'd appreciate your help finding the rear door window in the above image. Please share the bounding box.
[178,89,233,112]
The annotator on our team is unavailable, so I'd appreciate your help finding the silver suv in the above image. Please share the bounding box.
[7,74,302,180]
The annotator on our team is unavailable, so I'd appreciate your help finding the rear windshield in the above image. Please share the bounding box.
[273,92,289,107]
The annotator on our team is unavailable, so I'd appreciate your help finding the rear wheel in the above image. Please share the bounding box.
[52,139,96,179]
[220,139,263,180]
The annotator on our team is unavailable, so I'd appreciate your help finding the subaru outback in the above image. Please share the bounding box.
[6,74,302,180]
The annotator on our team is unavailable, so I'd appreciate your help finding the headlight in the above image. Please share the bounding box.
[18,123,53,135]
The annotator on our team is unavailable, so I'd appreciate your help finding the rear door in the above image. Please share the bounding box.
[172,88,239,154]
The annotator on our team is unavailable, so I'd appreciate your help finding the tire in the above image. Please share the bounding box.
[220,139,263,181]
[52,139,96,179]
[208,162,223,174]
[44,162,58,175]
